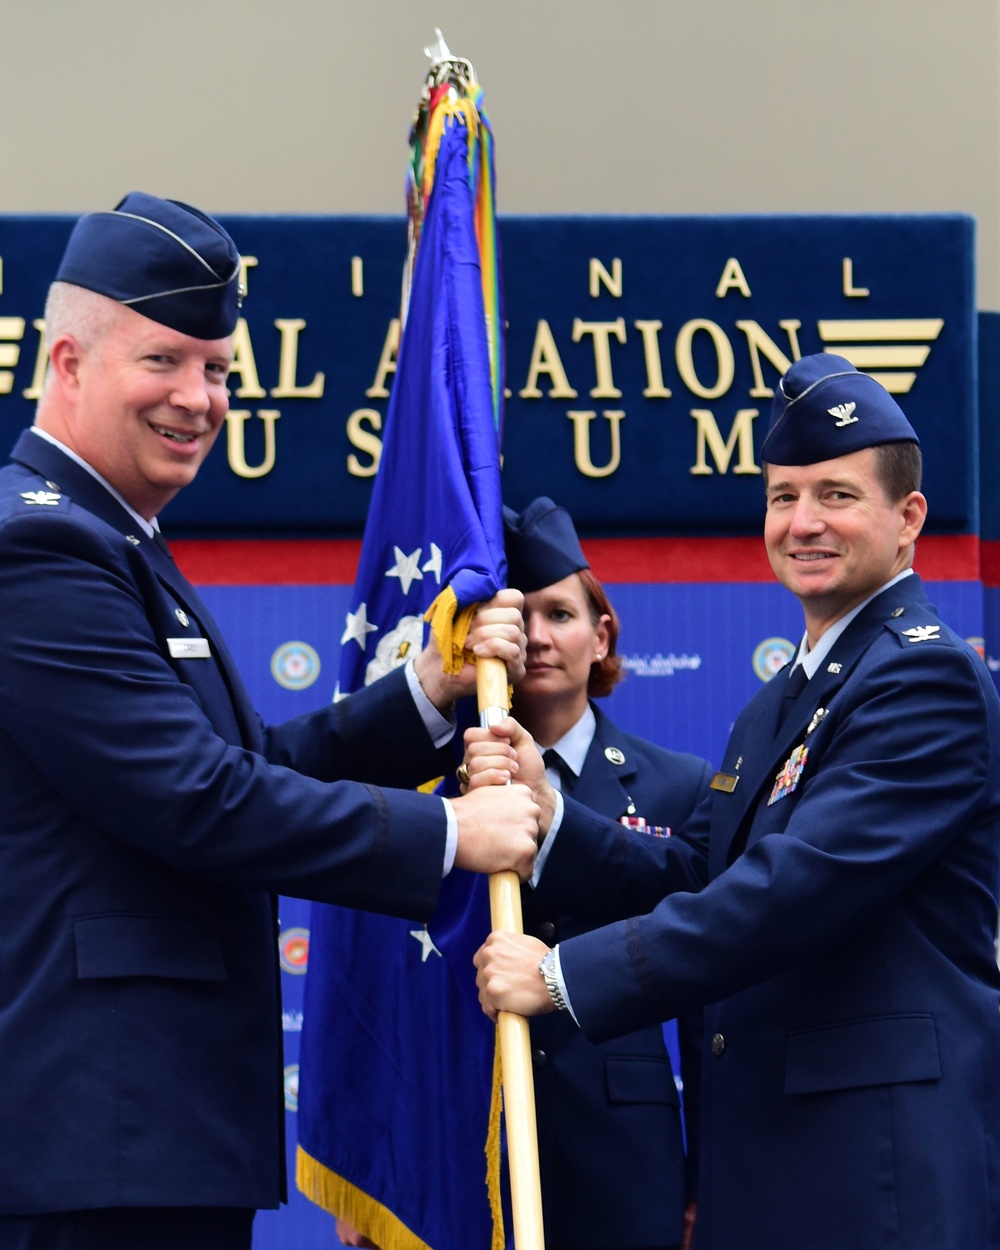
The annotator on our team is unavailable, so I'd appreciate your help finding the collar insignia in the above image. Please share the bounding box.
[21,490,61,506]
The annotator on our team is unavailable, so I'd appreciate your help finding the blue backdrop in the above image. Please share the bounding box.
[193,574,984,1250]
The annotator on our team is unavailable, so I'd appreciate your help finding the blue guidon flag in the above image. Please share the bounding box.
[296,44,507,1250]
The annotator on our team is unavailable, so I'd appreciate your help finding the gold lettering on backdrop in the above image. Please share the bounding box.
[24,319,47,401]
[366,319,401,398]
[842,258,870,297]
[0,316,26,397]
[572,318,626,398]
[675,320,735,399]
[238,256,258,297]
[271,320,325,399]
[589,258,622,298]
[346,408,383,477]
[519,320,578,399]
[690,408,761,475]
[352,257,364,297]
[715,258,751,298]
[566,410,625,478]
[226,410,280,478]
[633,320,672,398]
[228,319,266,399]
[736,320,802,397]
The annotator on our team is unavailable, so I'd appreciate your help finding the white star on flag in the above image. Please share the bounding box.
[409,927,442,962]
[421,543,443,584]
[341,602,378,648]
[386,546,424,595]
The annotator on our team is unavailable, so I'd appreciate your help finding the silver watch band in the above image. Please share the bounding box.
[538,950,568,1011]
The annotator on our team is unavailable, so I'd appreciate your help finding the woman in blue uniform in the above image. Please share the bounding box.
[498,498,711,1250]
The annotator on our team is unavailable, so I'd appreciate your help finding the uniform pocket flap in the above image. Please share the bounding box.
[605,1056,680,1105]
[785,1013,940,1095]
[75,914,227,981]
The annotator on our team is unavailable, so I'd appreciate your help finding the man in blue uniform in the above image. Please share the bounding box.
[472,354,1000,1250]
[0,193,538,1250]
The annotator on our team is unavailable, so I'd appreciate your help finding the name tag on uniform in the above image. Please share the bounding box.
[167,637,212,659]
[710,772,739,793]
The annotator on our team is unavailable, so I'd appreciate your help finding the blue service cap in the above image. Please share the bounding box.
[55,192,242,340]
[504,497,589,593]
[761,352,919,465]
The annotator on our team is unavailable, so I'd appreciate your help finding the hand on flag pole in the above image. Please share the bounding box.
[298,33,546,1250]
[464,713,564,1020]
[474,655,547,1250]
[412,588,527,712]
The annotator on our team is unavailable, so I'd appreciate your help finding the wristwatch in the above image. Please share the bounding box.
[538,948,568,1011]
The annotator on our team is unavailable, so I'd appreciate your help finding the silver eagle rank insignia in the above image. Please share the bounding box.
[902,625,941,643]
[21,490,62,506]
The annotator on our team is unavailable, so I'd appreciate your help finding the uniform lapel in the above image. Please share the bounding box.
[10,431,260,749]
[717,575,930,867]
[569,705,637,821]
[711,677,786,871]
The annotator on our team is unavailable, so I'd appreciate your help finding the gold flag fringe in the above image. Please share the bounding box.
[424,587,513,707]
[488,1028,505,1250]
[296,1037,505,1250]
[424,586,476,676]
[296,1147,431,1250]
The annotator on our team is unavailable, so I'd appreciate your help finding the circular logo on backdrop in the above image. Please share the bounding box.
[967,636,986,660]
[284,1064,299,1112]
[271,641,321,690]
[278,926,309,975]
[752,637,796,683]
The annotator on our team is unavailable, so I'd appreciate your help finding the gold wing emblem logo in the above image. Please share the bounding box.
[817,319,944,393]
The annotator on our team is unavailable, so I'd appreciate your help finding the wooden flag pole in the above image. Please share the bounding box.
[478,655,545,1250]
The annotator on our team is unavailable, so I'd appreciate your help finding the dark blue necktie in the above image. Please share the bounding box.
[543,748,575,794]
[778,663,809,728]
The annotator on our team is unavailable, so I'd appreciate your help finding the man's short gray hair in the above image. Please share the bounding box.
[43,282,122,354]
[40,283,123,400]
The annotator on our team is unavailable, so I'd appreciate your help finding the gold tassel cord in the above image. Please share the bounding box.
[421,96,481,202]
[487,1031,505,1250]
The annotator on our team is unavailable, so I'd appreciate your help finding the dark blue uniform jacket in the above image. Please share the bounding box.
[0,430,449,1215]
[538,576,1000,1250]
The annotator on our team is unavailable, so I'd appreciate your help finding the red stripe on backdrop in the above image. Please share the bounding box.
[170,534,982,586]
[981,540,1000,587]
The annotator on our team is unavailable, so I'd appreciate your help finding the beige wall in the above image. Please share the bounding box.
[6,0,1000,302]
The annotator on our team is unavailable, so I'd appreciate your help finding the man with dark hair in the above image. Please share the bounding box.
[472,354,1000,1249]
[0,193,539,1250]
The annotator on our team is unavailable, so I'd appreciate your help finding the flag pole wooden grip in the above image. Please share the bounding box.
[478,655,545,1250]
